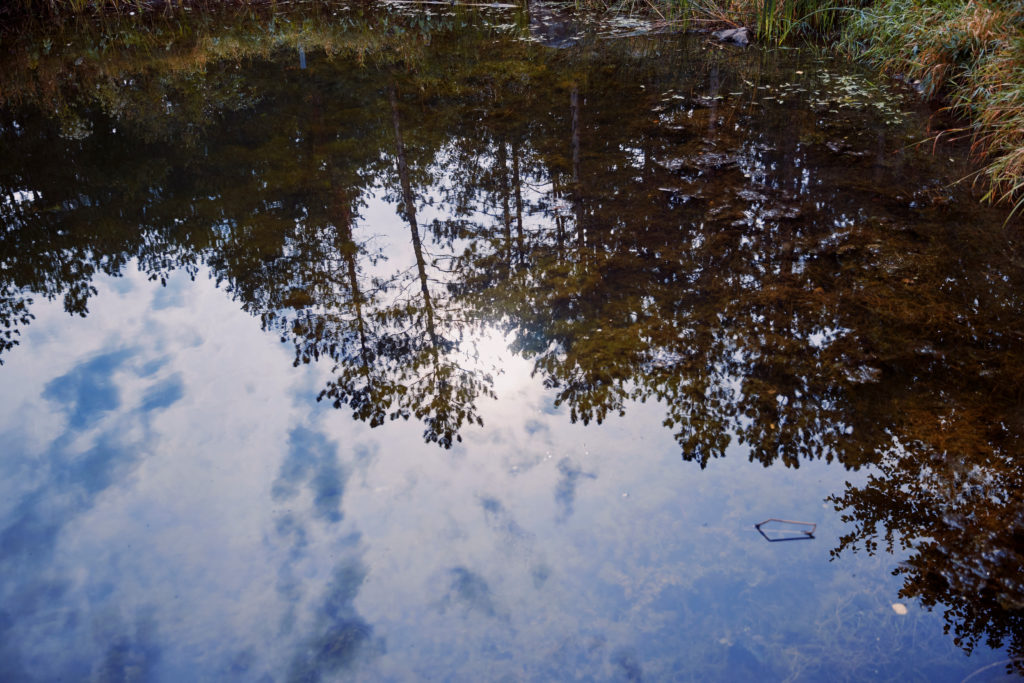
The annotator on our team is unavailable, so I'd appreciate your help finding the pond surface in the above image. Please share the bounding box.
[1,3,1023,681]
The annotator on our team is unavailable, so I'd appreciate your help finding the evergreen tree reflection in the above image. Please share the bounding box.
[0,4,1022,661]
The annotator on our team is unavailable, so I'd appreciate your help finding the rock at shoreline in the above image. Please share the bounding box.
[712,27,751,47]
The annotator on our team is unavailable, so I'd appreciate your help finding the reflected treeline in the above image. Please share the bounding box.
[2,3,1023,663]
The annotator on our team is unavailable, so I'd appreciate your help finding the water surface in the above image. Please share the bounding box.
[1,3,1023,680]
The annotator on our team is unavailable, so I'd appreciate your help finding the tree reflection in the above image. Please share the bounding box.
[830,387,1024,667]
[314,85,494,448]
[1,2,1023,662]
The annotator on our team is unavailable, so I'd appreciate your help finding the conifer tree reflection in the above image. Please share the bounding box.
[316,85,493,448]
[425,42,1024,660]
[2,11,1024,660]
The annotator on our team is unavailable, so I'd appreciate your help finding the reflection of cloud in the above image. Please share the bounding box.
[1,432,136,569]
[269,423,377,673]
[150,277,187,311]
[0,346,185,678]
[140,373,185,412]
[42,349,131,428]
[351,441,379,486]
[524,418,549,437]
[272,427,347,524]
[274,512,309,618]
[92,608,162,683]
[441,567,499,618]
[479,496,533,547]
[286,562,380,682]
[136,355,169,378]
[479,497,553,592]
[555,457,596,521]
[611,647,643,682]
[1,490,69,564]
[1,346,175,570]
[221,648,262,679]
[480,496,503,516]
[542,401,563,416]
[0,610,29,682]
[531,564,551,589]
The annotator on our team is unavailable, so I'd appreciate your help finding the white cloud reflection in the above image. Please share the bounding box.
[0,264,1004,681]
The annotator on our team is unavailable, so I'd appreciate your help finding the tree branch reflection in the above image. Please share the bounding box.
[1,4,1023,661]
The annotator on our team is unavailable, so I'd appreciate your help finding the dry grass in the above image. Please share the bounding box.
[839,0,1024,219]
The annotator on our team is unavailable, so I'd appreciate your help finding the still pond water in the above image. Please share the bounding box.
[1,2,1023,680]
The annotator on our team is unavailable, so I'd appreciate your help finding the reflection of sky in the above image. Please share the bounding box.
[0,266,1009,681]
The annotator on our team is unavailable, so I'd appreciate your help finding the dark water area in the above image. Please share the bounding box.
[1,2,1023,680]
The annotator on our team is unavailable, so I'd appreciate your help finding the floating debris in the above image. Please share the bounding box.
[755,518,816,542]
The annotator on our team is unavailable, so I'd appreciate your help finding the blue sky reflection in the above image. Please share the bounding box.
[0,265,1011,681]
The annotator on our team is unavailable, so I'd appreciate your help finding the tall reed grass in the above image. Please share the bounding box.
[839,0,1024,219]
